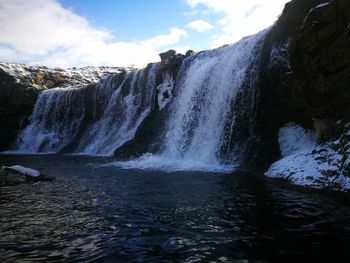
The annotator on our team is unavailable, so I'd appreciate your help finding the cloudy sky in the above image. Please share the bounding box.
[0,0,289,67]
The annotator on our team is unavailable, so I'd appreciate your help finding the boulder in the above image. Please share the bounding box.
[159,49,177,62]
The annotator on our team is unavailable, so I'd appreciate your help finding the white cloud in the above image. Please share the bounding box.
[0,48,15,59]
[187,19,213,32]
[186,0,289,47]
[0,0,187,67]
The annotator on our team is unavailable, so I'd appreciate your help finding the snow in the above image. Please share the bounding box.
[266,122,350,191]
[266,146,343,189]
[0,62,134,88]
[303,2,332,25]
[278,123,316,157]
[307,2,331,16]
[314,2,331,9]
[7,165,40,177]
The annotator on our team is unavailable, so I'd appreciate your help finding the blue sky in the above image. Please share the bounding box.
[0,0,289,67]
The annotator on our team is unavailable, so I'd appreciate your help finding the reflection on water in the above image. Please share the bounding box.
[1,155,350,262]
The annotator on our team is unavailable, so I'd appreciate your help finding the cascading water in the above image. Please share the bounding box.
[12,64,159,156]
[11,30,266,172]
[15,87,85,153]
[75,63,158,156]
[112,30,267,172]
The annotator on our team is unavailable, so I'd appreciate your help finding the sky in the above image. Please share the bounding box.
[0,0,290,68]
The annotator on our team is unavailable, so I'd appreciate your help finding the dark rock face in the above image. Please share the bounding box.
[288,0,350,120]
[0,70,39,151]
[235,0,350,170]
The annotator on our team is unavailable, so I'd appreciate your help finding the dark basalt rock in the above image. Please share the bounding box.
[0,69,40,151]
[288,0,350,122]
[159,49,177,62]
[185,50,195,56]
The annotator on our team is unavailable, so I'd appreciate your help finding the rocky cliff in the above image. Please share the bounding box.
[253,0,350,189]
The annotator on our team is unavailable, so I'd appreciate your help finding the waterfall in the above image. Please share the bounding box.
[12,63,159,156]
[15,87,85,153]
[112,30,267,172]
[11,30,266,172]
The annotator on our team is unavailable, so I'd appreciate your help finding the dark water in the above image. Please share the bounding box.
[1,155,350,263]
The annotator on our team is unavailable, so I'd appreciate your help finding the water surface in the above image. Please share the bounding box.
[1,154,350,262]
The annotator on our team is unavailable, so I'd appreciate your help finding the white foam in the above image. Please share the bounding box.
[106,153,234,173]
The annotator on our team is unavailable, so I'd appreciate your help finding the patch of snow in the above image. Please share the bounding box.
[278,123,317,157]
[314,2,331,10]
[266,122,350,191]
[8,165,40,177]
[266,146,343,189]
[303,2,331,26]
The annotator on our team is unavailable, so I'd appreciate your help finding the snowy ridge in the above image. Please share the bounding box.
[0,62,134,89]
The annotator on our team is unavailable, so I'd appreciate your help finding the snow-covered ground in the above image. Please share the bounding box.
[0,62,134,89]
[2,165,40,177]
[266,122,350,191]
